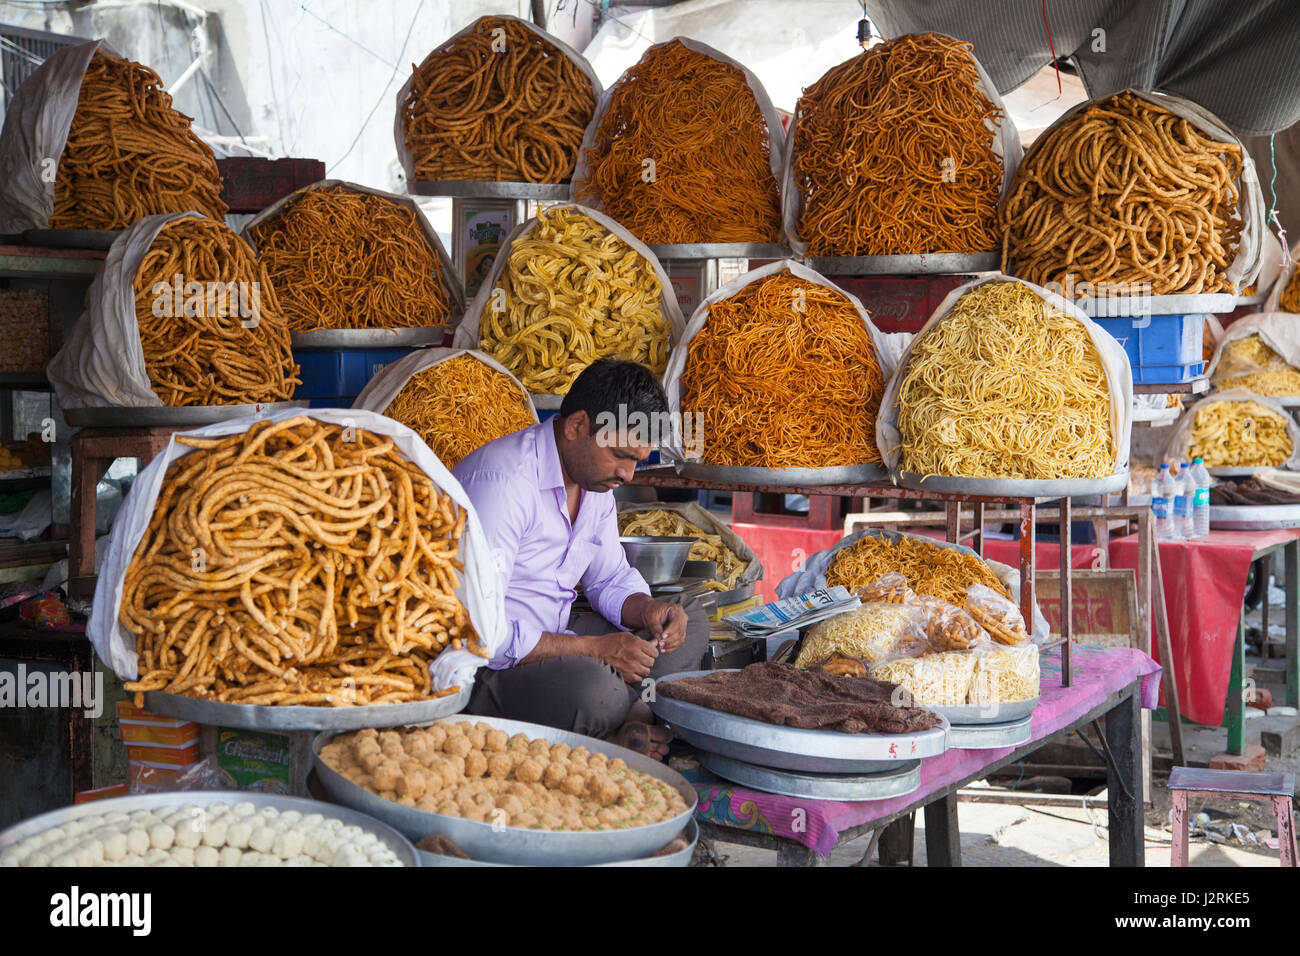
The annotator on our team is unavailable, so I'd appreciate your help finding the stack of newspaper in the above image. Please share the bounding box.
[722,586,859,639]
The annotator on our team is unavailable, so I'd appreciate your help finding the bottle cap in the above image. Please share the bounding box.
[1193,457,1203,464]
[1159,463,1169,470]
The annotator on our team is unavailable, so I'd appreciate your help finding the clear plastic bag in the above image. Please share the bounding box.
[794,601,926,669]
[854,571,915,605]
[912,597,990,652]
[970,643,1041,704]
[870,650,978,706]
[964,583,1031,646]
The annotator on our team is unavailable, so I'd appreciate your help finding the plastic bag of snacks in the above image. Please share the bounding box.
[964,583,1031,646]
[854,571,915,605]
[913,597,990,652]
[871,651,978,707]
[794,602,926,669]
[970,643,1040,705]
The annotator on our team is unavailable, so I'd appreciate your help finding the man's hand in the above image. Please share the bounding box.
[641,600,687,654]
[595,631,659,683]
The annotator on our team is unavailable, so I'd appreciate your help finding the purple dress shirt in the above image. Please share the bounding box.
[452,421,650,669]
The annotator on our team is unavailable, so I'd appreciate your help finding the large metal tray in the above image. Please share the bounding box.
[1208,466,1280,478]
[1210,503,1300,530]
[647,243,789,260]
[699,751,921,802]
[22,228,120,250]
[143,684,470,731]
[650,670,948,773]
[290,328,447,348]
[63,401,307,428]
[1072,292,1238,317]
[804,252,999,275]
[946,713,1034,750]
[929,696,1039,726]
[0,790,419,866]
[895,470,1128,499]
[417,819,697,867]
[676,461,888,487]
[311,715,698,866]
[711,581,756,607]
[409,180,571,200]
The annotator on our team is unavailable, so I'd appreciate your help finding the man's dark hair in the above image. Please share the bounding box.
[559,358,669,431]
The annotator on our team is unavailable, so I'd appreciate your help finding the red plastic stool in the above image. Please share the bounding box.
[1168,766,1297,866]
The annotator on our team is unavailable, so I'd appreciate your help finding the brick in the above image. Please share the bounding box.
[1247,687,1273,711]
[1208,746,1267,772]
[1261,724,1300,758]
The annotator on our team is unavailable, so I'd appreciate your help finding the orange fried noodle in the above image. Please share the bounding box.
[826,536,1010,607]
[402,16,597,183]
[1281,270,1300,313]
[53,50,226,229]
[791,33,1002,256]
[248,187,453,332]
[681,270,884,467]
[574,40,782,244]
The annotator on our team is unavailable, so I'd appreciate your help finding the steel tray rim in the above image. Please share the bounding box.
[289,328,448,348]
[945,713,1034,750]
[804,252,999,275]
[699,751,922,802]
[1209,503,1300,530]
[676,461,889,487]
[646,242,790,260]
[0,790,419,866]
[311,715,698,866]
[895,470,1128,499]
[929,696,1039,726]
[143,684,470,731]
[63,401,308,428]
[408,179,571,200]
[416,819,698,867]
[1207,466,1280,477]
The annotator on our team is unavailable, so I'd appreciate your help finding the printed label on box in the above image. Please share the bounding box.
[216,728,292,793]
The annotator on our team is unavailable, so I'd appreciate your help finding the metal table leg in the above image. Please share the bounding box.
[1226,616,1246,756]
[1287,540,1298,708]
[1105,690,1145,866]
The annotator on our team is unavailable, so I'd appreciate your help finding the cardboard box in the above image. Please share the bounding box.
[120,720,200,746]
[116,700,193,726]
[125,740,199,766]
[75,784,130,804]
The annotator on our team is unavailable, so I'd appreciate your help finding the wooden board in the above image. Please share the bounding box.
[1037,569,1138,648]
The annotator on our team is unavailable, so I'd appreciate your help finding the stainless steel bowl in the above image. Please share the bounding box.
[619,536,695,585]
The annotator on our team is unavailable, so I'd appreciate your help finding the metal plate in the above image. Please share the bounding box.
[712,581,756,607]
[700,751,921,802]
[417,819,697,867]
[1207,466,1279,478]
[895,470,1128,499]
[1210,503,1300,530]
[408,180,571,200]
[946,714,1034,750]
[805,252,999,275]
[312,715,698,866]
[0,790,419,866]
[143,684,470,731]
[650,670,948,773]
[63,401,308,428]
[1073,292,1238,316]
[290,328,447,348]
[929,696,1039,726]
[22,228,121,250]
[647,243,790,260]
[676,461,889,487]
[530,393,563,410]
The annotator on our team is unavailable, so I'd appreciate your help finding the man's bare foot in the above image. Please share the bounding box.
[608,721,672,761]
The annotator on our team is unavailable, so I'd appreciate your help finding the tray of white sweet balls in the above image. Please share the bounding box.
[0,791,418,867]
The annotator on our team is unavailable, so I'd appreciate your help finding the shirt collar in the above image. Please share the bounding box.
[536,419,566,492]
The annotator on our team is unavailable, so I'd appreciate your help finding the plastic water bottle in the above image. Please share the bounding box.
[1191,457,1211,538]
[1175,462,1196,539]
[1152,464,1179,540]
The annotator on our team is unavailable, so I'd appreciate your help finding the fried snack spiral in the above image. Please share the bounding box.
[573,40,781,244]
[479,206,669,394]
[897,281,1114,479]
[134,217,298,406]
[1187,399,1293,467]
[1214,335,1300,395]
[790,33,1003,256]
[383,355,536,469]
[52,50,226,229]
[402,16,596,183]
[999,92,1244,295]
[826,536,1010,608]
[680,270,884,467]
[121,418,479,707]
[247,187,452,332]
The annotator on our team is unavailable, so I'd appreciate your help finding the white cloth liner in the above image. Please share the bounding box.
[570,36,785,220]
[87,407,507,693]
[451,202,686,376]
[0,39,113,233]
[774,527,1050,642]
[779,32,1022,257]
[661,258,892,463]
[875,274,1134,475]
[351,347,539,427]
[393,14,602,184]
[1161,387,1300,470]
[1264,236,1300,313]
[240,178,465,321]
[1206,312,1300,384]
[47,211,213,409]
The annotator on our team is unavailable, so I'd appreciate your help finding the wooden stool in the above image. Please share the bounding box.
[1168,766,1297,866]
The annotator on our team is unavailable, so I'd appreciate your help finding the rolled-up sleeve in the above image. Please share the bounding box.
[455,468,542,669]
[582,499,650,631]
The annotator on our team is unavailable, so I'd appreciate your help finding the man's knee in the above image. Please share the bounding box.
[564,658,634,737]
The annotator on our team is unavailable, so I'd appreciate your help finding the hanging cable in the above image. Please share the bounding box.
[857,0,871,49]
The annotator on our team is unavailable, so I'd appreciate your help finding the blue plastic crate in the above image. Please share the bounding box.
[1092,312,1205,384]
[293,346,419,400]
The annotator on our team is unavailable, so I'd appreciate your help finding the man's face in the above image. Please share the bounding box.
[557,411,653,493]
